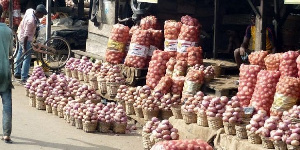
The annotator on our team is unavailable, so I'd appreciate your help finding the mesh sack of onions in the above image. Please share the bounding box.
[164,20,182,57]
[105,24,130,64]
[151,120,179,144]
[187,46,203,66]
[271,76,300,116]
[248,51,269,69]
[143,117,160,149]
[182,69,204,95]
[165,57,176,76]
[296,55,300,77]
[171,76,185,95]
[172,60,187,77]
[146,50,171,89]
[0,0,9,11]
[151,139,213,150]
[147,29,163,66]
[126,26,140,53]
[181,15,201,26]
[250,70,280,114]
[265,53,282,71]
[125,30,151,68]
[279,51,299,77]
[236,64,261,107]
[140,15,159,30]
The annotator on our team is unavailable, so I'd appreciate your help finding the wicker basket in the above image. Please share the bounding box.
[235,124,248,139]
[207,117,223,130]
[98,121,111,133]
[287,145,300,150]
[273,140,287,150]
[78,71,84,81]
[161,109,173,120]
[125,101,135,115]
[83,73,89,83]
[118,100,126,112]
[134,107,144,118]
[83,121,97,133]
[197,112,208,127]
[247,131,262,144]
[36,100,46,110]
[223,122,237,135]
[113,122,127,134]
[71,70,78,79]
[52,107,58,116]
[58,110,64,118]
[171,106,183,119]
[182,110,197,124]
[107,82,121,97]
[70,116,75,126]
[142,132,153,150]
[261,136,275,149]
[26,89,29,97]
[75,119,83,129]
[143,109,159,121]
[46,105,52,113]
[65,68,72,77]
[98,80,107,94]
[90,80,98,90]
[29,93,36,107]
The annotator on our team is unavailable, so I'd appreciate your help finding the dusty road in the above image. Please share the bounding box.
[0,82,143,150]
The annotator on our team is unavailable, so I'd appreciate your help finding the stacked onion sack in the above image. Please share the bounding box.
[77,56,89,81]
[133,85,151,118]
[265,53,282,71]
[81,100,99,132]
[171,76,185,96]
[75,84,101,103]
[164,20,182,57]
[222,96,243,135]
[246,110,268,144]
[105,24,130,64]
[140,15,159,30]
[146,50,171,89]
[97,63,112,94]
[172,60,188,77]
[197,95,213,127]
[279,51,299,77]
[271,76,300,116]
[88,62,102,90]
[154,76,173,94]
[142,117,161,149]
[236,64,261,107]
[182,69,204,97]
[151,120,179,145]
[250,70,280,114]
[187,46,203,67]
[165,57,176,76]
[25,66,46,97]
[181,92,204,124]
[147,30,163,66]
[123,87,137,115]
[64,58,75,77]
[70,58,81,79]
[105,65,125,97]
[151,139,213,150]
[256,116,281,149]
[125,29,151,68]
[113,104,128,134]
[248,51,269,69]
[206,96,228,130]
[142,94,161,121]
[126,26,139,53]
[97,102,115,133]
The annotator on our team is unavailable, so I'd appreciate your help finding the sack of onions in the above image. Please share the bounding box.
[222,96,243,135]
[150,120,179,145]
[250,70,280,114]
[264,53,282,71]
[165,57,176,76]
[279,51,299,77]
[143,117,160,149]
[172,60,187,77]
[282,123,300,149]
[97,103,116,133]
[196,95,212,127]
[181,15,201,27]
[151,139,213,150]
[164,20,182,57]
[140,15,159,30]
[146,50,171,89]
[147,29,163,66]
[246,110,268,144]
[171,76,185,95]
[154,76,173,94]
[181,96,202,124]
[182,69,204,95]
[187,46,203,67]
[125,30,151,68]
[113,105,128,134]
[271,77,300,116]
[236,64,261,107]
[256,116,281,149]
[142,95,160,121]
[296,55,300,77]
[206,96,228,130]
[105,24,130,64]
[126,26,139,53]
[248,51,269,69]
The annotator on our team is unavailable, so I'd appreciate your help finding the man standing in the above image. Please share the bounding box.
[14,4,47,84]
[0,4,13,143]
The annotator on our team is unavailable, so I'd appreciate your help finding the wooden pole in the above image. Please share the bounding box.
[213,0,220,58]
[46,0,51,41]
[260,0,266,50]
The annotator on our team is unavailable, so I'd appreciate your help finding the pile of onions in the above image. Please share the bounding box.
[265,53,282,71]
[256,116,280,137]
[63,100,77,117]
[172,60,187,77]
[113,104,127,124]
[250,70,280,113]
[181,15,200,26]
[151,139,213,150]
[148,30,163,65]
[35,81,49,98]
[125,30,151,68]
[182,69,204,95]
[159,94,173,111]
[177,24,200,60]
[97,63,112,81]
[152,120,179,140]
[282,124,300,146]
[82,61,93,76]
[187,46,203,66]
[75,85,100,102]
[164,20,182,57]
[67,78,80,96]
[279,51,299,77]
[248,51,268,69]
[123,87,137,103]
[65,57,76,70]
[146,50,171,89]
[222,96,243,123]
[236,64,261,107]
[246,110,268,133]
[50,75,72,97]
[143,117,160,133]
[270,120,290,141]
[90,62,102,73]
[154,76,173,94]
[69,58,81,72]
[29,77,47,96]
[116,85,128,101]
[171,76,185,95]
[81,101,98,124]
[142,95,160,111]
[68,102,83,120]
[98,103,116,123]
[181,94,203,113]
[105,65,125,83]
[206,96,228,118]
[140,15,159,30]
[106,24,130,64]
[198,95,213,115]
[25,66,46,90]
[166,57,176,76]
[77,56,90,73]
[282,105,300,121]
[133,85,151,109]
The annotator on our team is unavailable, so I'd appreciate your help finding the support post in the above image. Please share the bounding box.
[46,0,51,41]
[213,0,220,58]
[9,0,13,28]
[260,0,266,50]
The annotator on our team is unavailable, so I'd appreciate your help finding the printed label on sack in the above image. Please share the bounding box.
[107,39,126,52]
[164,39,178,52]
[271,93,298,112]
[148,45,157,56]
[128,43,149,58]
[13,10,21,17]
[182,80,201,95]
[177,40,197,53]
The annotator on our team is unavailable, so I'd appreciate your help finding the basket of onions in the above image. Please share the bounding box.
[283,123,300,150]
[142,94,160,121]
[222,96,243,135]
[270,120,289,150]
[182,69,204,95]
[124,87,137,115]
[142,117,160,150]
[150,120,179,145]
[106,65,125,98]
[246,110,268,144]
[71,58,81,79]
[83,61,93,83]
[170,95,182,119]
[45,95,54,113]
[97,103,115,133]
[206,96,228,130]
[197,95,212,127]
[67,78,80,97]
[35,81,48,110]
[159,94,174,120]
[25,66,46,97]
[77,57,89,81]
[63,100,76,123]
[82,100,99,133]
[29,77,46,107]
[133,85,151,118]
[115,85,128,111]
[256,116,280,149]
[113,104,128,134]
[181,95,202,124]
[64,58,75,77]
[203,66,215,83]
[97,63,111,94]
[88,62,101,90]
[57,97,72,118]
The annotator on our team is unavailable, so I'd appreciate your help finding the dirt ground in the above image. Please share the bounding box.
[0,82,143,150]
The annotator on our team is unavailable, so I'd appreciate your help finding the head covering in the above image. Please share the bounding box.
[36,4,48,15]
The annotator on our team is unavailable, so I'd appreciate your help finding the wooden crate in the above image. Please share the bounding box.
[202,76,238,97]
[203,59,239,76]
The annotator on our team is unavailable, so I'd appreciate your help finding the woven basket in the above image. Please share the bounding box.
[247,131,262,144]
[182,110,197,124]
[78,71,84,81]
[118,100,126,112]
[224,122,237,135]
[29,93,36,107]
[171,106,183,119]
[83,121,97,133]
[143,109,159,121]
[261,136,275,149]
[107,82,121,97]
[52,107,58,116]
[46,105,52,113]
[65,68,72,77]
[207,117,223,130]
[273,140,287,150]
[36,100,46,110]
[113,122,127,134]
[98,80,107,94]
[90,80,98,90]
[125,101,135,115]
[134,107,144,118]
[235,124,248,139]
[161,109,173,120]
[142,132,153,150]
[71,70,78,79]
[83,73,89,83]
[98,121,111,133]
[58,110,64,118]
[26,89,29,97]
[70,116,75,126]
[197,112,208,127]
[287,145,300,150]
[75,119,83,129]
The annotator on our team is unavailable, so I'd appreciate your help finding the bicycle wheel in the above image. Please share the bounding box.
[40,36,71,70]
[12,31,19,58]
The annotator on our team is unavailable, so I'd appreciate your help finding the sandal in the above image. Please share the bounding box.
[1,137,13,144]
